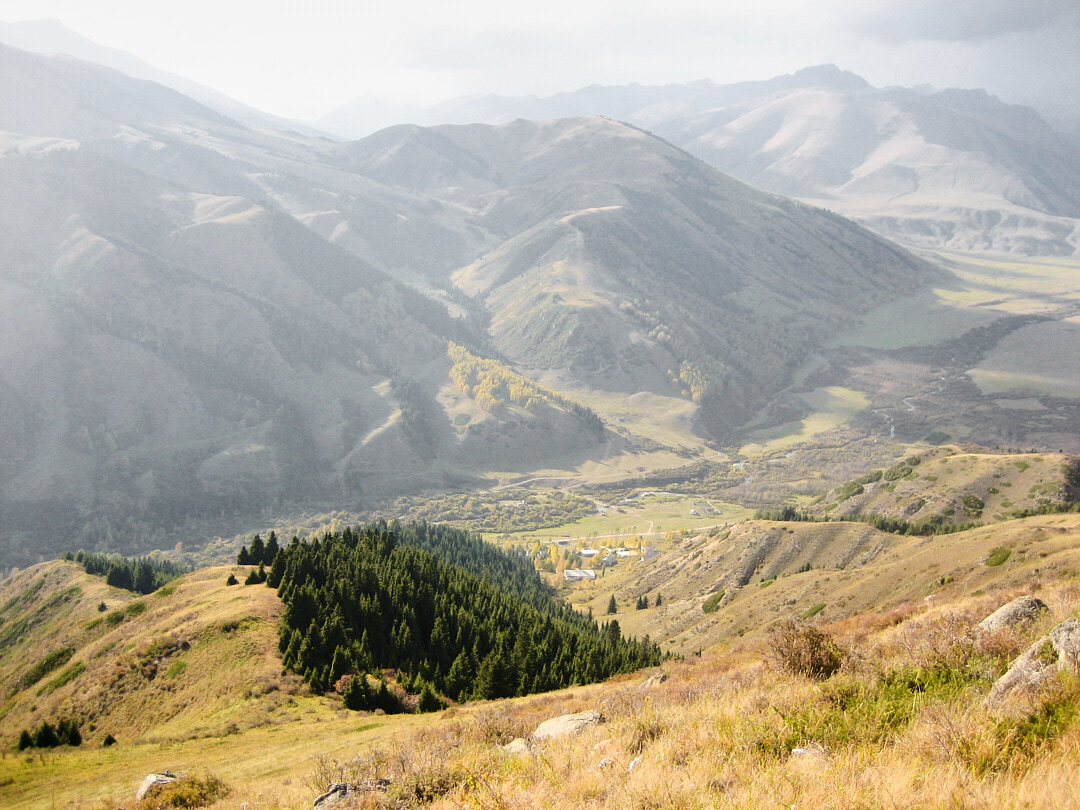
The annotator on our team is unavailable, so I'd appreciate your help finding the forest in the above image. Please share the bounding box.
[270,521,663,706]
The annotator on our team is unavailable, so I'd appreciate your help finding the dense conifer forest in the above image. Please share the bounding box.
[272,522,663,704]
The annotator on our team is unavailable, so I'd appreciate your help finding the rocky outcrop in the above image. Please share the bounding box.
[986,618,1080,706]
[136,772,177,801]
[640,672,668,689]
[531,710,604,741]
[977,596,1049,634]
[313,779,391,807]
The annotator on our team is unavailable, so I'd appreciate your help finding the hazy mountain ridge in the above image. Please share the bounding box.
[325,66,1080,256]
[0,19,328,136]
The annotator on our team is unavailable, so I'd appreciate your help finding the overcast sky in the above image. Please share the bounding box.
[1,0,1077,124]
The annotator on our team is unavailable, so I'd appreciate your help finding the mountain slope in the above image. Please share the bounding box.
[338,117,934,433]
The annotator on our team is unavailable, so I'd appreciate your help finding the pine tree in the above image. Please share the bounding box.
[264,532,280,565]
[249,535,266,565]
[32,721,60,748]
[226,573,238,586]
[237,545,251,565]
[416,684,444,713]
[17,729,32,750]
[607,595,617,614]
[342,674,371,711]
[655,593,663,607]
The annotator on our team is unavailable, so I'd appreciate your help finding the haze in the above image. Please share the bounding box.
[1,0,1078,128]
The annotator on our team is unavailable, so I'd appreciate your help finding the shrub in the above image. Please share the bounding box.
[38,661,85,695]
[985,547,1011,567]
[225,574,238,586]
[702,591,725,614]
[102,733,117,747]
[801,603,827,620]
[17,646,74,691]
[768,620,843,679]
[135,773,229,809]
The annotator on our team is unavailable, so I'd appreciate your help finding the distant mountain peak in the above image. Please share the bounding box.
[786,64,871,91]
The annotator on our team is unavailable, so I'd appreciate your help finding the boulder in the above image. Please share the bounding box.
[977,596,1049,634]
[136,772,177,801]
[498,737,530,754]
[531,710,604,741]
[986,618,1080,706]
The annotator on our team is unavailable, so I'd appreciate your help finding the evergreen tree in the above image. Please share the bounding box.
[133,560,156,595]
[56,718,81,746]
[249,535,266,566]
[607,595,617,614]
[226,573,238,586]
[244,568,262,585]
[237,545,252,565]
[655,593,663,607]
[342,674,372,711]
[374,681,401,714]
[32,721,60,748]
[103,733,117,747]
[17,729,32,750]
[106,564,134,591]
[416,684,444,713]
[264,531,280,565]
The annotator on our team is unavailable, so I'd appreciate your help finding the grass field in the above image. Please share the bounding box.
[969,317,1080,398]
[739,386,870,456]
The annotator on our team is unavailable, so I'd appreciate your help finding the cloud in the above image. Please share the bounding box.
[850,0,1080,43]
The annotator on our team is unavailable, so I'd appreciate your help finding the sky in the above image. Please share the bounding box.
[1,0,1077,125]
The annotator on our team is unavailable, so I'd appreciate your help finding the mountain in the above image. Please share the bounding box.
[325,66,1080,255]
[332,118,932,430]
[0,18,327,136]
[0,43,958,571]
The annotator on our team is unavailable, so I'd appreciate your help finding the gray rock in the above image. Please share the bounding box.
[531,710,604,740]
[640,672,668,689]
[498,737,530,754]
[986,618,1080,706]
[314,779,391,807]
[978,596,1049,634]
[136,772,177,801]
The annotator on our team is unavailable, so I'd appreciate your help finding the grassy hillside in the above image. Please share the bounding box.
[0,561,314,749]
[811,447,1080,526]
[3,513,1080,807]
[558,510,1080,655]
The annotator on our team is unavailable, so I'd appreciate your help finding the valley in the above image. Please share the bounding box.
[2,24,1080,809]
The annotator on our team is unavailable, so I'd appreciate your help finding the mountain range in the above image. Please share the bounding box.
[323,65,1080,256]
[0,41,941,568]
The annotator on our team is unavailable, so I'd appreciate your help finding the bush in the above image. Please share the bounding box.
[702,590,725,614]
[985,547,1011,567]
[225,573,238,586]
[102,733,117,747]
[768,620,843,679]
[135,774,229,809]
